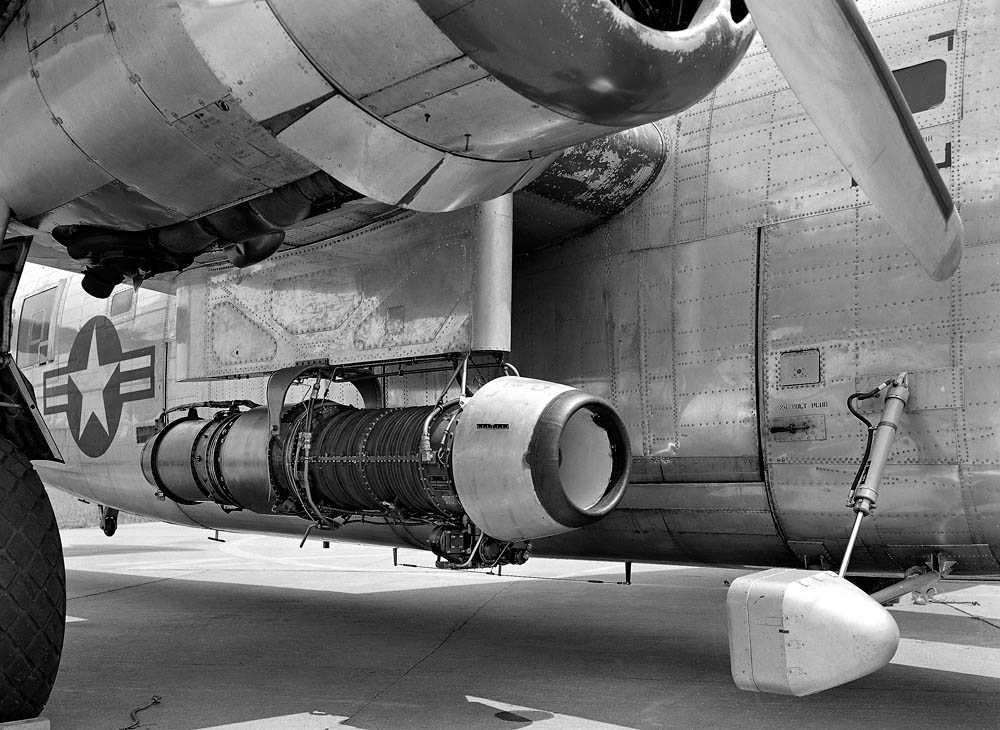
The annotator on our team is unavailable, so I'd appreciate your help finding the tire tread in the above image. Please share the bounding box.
[0,437,65,721]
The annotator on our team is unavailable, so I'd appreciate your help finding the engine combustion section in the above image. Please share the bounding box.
[141,377,631,544]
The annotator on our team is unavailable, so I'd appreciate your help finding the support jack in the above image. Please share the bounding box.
[869,555,957,605]
[725,373,911,695]
[839,373,909,577]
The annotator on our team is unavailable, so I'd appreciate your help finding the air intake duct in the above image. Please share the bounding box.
[141,377,631,541]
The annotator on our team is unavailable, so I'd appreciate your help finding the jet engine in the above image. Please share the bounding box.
[141,376,630,559]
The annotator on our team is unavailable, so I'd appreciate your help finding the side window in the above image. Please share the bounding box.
[893,59,947,115]
[17,288,57,367]
[110,287,134,318]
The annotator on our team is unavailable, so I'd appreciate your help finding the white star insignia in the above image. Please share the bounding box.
[68,327,120,437]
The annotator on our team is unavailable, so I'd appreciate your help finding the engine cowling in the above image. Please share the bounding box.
[259,0,755,211]
[451,377,630,541]
[141,377,630,542]
[2,0,753,281]
[417,0,754,128]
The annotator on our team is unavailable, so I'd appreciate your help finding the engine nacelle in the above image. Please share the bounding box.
[141,377,630,541]
[419,0,755,128]
[256,0,755,211]
[2,0,754,281]
[452,377,629,541]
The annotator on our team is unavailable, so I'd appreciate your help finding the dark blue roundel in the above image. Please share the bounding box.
[42,316,156,458]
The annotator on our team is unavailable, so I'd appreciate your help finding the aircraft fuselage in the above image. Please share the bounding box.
[12,0,1000,578]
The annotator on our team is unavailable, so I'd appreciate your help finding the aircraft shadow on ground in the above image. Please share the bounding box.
[63,544,201,558]
[50,567,1000,730]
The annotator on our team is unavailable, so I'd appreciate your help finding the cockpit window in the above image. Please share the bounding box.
[893,59,947,114]
[17,288,57,367]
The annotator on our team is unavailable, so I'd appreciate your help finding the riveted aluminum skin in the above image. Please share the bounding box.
[0,13,113,218]
[29,5,260,218]
[520,0,1000,575]
[265,0,615,158]
[178,0,335,124]
[276,94,559,213]
[176,200,512,379]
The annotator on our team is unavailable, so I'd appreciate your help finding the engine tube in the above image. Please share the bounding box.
[283,402,465,517]
[141,377,631,541]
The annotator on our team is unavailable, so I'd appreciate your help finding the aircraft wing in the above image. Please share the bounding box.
[1,0,960,291]
[746,0,962,280]
[16,121,667,291]
[15,197,401,294]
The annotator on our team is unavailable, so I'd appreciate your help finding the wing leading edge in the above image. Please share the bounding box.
[747,0,962,280]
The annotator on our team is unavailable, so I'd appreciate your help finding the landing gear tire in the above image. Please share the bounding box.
[0,437,65,722]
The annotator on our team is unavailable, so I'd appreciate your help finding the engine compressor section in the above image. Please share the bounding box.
[141,369,630,568]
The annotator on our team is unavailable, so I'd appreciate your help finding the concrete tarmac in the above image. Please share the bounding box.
[44,523,1000,730]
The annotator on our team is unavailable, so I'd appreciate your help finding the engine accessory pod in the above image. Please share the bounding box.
[451,376,630,541]
[727,569,900,696]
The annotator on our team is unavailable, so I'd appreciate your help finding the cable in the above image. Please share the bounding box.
[845,387,883,500]
[847,388,879,429]
[116,695,162,730]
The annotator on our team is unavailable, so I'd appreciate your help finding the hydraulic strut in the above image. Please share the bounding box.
[838,372,910,577]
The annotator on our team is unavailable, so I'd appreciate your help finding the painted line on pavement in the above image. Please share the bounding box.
[891,638,1000,679]
[467,696,641,729]
[90,556,237,570]
[195,712,351,729]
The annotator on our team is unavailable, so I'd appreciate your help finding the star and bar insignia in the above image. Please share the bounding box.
[43,316,155,458]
